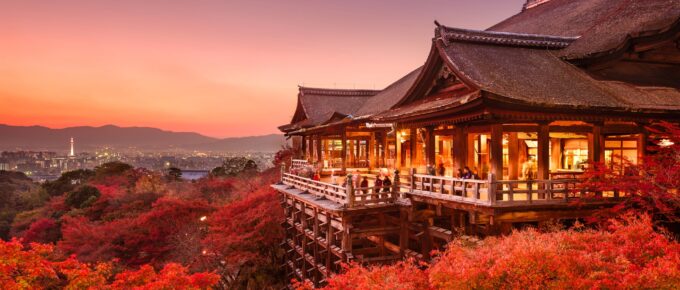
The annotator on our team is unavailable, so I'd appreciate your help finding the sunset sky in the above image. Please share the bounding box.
[1,0,524,138]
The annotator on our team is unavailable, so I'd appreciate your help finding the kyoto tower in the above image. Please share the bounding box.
[69,137,75,157]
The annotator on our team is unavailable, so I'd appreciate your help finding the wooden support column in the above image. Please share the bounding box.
[378,213,386,257]
[588,122,605,163]
[369,132,376,170]
[638,129,648,161]
[490,124,503,179]
[381,132,388,168]
[316,135,323,165]
[341,216,353,260]
[409,128,417,169]
[508,132,519,180]
[425,126,436,167]
[396,130,403,170]
[301,135,307,159]
[300,204,308,277]
[312,208,320,285]
[325,213,334,273]
[537,123,550,180]
[399,208,409,258]
[341,128,347,173]
[453,126,467,171]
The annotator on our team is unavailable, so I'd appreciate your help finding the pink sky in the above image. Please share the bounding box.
[0,0,524,137]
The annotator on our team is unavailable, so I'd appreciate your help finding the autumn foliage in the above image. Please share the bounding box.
[320,216,680,290]
[1,157,285,289]
[579,122,680,226]
[0,238,218,289]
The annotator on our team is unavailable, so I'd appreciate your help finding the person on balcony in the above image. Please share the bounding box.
[462,166,473,179]
[374,173,383,194]
[382,171,392,192]
[330,170,338,185]
[360,176,369,194]
[438,163,446,176]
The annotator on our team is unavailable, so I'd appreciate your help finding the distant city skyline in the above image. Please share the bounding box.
[1,0,524,138]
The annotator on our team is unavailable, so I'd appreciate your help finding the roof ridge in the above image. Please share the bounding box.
[299,86,380,97]
[438,25,579,49]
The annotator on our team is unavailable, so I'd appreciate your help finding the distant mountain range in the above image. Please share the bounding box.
[0,124,287,153]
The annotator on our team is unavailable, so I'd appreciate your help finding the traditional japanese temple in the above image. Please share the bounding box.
[272,0,680,286]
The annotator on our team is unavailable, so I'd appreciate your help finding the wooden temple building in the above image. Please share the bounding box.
[272,0,680,286]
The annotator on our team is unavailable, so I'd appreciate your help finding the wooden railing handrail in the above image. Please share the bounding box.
[280,171,617,208]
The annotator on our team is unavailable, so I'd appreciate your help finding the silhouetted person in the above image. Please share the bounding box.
[462,166,473,179]
[360,176,368,194]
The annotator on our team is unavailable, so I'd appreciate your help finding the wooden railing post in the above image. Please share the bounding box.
[279,162,286,184]
[393,169,400,199]
[346,174,355,208]
[488,173,496,205]
[410,168,416,190]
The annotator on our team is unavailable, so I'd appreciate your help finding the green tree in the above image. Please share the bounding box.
[42,169,94,197]
[65,185,101,209]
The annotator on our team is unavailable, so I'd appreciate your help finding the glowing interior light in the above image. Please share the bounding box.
[658,139,674,147]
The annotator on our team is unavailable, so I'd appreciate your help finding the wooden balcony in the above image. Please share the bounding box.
[274,168,622,211]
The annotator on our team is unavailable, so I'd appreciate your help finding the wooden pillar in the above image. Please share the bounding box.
[378,213,386,256]
[312,208,320,284]
[409,128,417,169]
[399,208,409,258]
[490,124,503,179]
[316,135,323,165]
[508,132,519,180]
[325,213,334,273]
[467,133,476,169]
[537,123,550,180]
[341,129,347,173]
[396,130,403,170]
[381,132,388,168]
[341,216,352,260]
[453,126,467,171]
[369,133,376,170]
[426,126,436,167]
[638,128,648,162]
[588,122,604,163]
[300,204,308,277]
[301,135,307,160]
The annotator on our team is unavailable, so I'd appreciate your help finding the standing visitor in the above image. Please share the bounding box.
[462,166,473,179]
[374,173,383,194]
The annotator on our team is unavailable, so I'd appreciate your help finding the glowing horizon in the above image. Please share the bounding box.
[1,0,524,138]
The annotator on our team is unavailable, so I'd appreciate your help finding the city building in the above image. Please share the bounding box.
[272,0,680,286]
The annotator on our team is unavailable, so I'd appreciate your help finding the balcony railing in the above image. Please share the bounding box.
[279,164,620,209]
[410,174,592,207]
[281,173,398,208]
